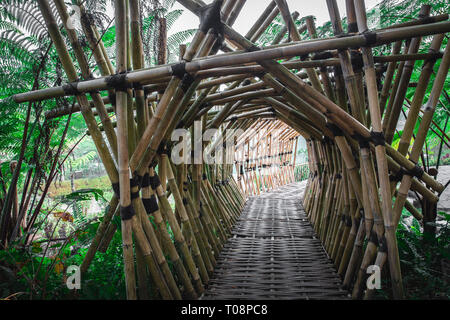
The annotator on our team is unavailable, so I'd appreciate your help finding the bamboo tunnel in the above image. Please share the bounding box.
[9,0,450,300]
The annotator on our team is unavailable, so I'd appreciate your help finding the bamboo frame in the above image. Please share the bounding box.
[6,0,449,300]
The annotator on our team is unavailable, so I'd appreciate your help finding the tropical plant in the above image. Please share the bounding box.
[100,0,197,66]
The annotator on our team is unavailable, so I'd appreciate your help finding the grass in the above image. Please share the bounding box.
[47,176,111,198]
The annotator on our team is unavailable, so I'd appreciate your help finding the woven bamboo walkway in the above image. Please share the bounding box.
[203,183,348,300]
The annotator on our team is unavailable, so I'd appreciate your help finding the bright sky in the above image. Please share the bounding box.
[170,0,383,35]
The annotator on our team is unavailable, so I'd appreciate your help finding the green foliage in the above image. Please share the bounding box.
[0,218,127,300]
[101,1,197,66]
[393,211,450,299]
[64,227,127,300]
[62,188,107,204]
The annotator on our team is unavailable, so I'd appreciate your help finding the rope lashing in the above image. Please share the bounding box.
[111,177,141,200]
[370,131,386,147]
[62,80,81,95]
[361,30,377,47]
[325,122,344,137]
[120,205,136,221]
[106,72,132,92]
[352,133,371,149]
[199,0,224,39]
[149,174,162,190]
[143,195,159,215]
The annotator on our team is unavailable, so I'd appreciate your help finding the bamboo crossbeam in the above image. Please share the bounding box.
[13,20,450,103]
[46,46,446,120]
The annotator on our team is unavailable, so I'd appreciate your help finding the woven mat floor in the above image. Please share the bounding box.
[203,183,348,300]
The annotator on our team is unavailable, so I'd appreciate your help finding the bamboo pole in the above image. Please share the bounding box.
[114,0,137,300]
[354,0,404,298]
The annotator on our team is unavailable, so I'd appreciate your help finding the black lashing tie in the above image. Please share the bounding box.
[120,205,135,221]
[299,53,309,61]
[323,136,333,145]
[345,216,352,227]
[150,159,158,169]
[130,176,140,200]
[176,119,185,129]
[171,62,189,80]
[112,182,120,198]
[63,80,81,96]
[408,164,425,179]
[255,71,268,79]
[211,37,225,53]
[333,65,343,77]
[354,217,361,228]
[171,62,197,93]
[112,177,140,199]
[378,236,388,253]
[140,173,151,188]
[370,130,385,147]
[326,122,344,137]
[199,0,224,38]
[361,30,377,47]
[389,168,405,182]
[389,164,424,180]
[248,44,261,52]
[157,140,169,156]
[228,115,238,122]
[105,71,132,92]
[130,190,140,200]
[369,231,379,246]
[352,133,370,149]
[199,102,210,110]
[143,86,151,97]
[149,174,161,190]
[312,51,334,60]
[132,82,143,91]
[183,198,188,206]
[350,50,364,73]
[143,195,159,214]
[202,173,208,181]
[179,73,196,92]
[418,16,434,24]
[348,22,358,33]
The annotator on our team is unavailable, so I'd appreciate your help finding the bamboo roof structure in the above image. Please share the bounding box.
[10,0,450,300]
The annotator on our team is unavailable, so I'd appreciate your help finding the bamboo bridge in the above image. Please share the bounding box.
[11,0,450,300]
[204,183,347,300]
